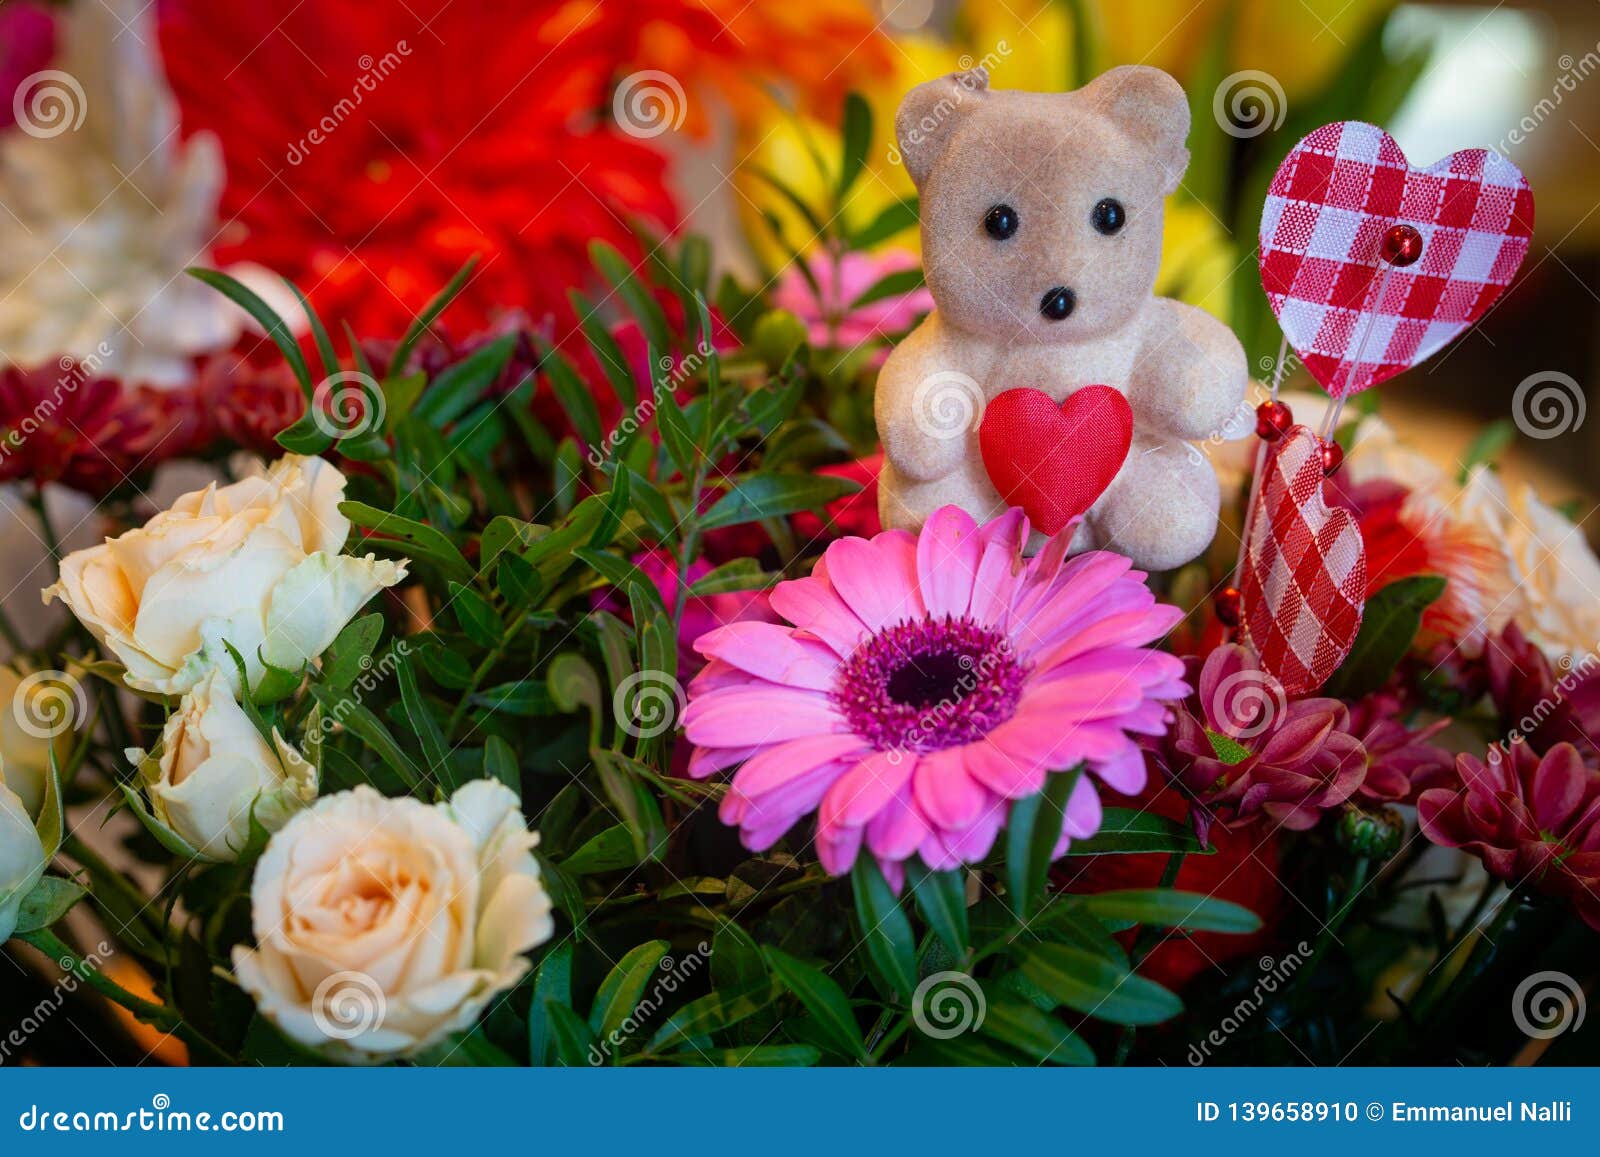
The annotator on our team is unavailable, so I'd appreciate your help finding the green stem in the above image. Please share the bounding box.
[19,927,232,1064]
[0,601,29,655]
[445,605,531,741]
[29,483,61,567]
[1115,851,1188,1064]
[1414,887,1521,1025]
[1289,855,1372,1002]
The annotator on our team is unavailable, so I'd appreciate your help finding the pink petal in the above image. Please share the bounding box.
[770,573,868,657]
[819,750,915,830]
[822,534,923,632]
[912,747,990,831]
[866,789,930,860]
[1063,773,1103,839]
[688,743,763,779]
[694,622,841,691]
[816,822,864,875]
[916,505,980,619]
[683,686,844,747]
[962,736,1048,799]
[733,732,871,796]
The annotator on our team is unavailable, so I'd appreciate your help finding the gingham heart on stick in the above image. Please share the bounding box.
[1259,121,1534,397]
[1240,425,1366,696]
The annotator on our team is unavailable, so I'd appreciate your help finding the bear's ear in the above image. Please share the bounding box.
[894,67,989,187]
[1080,66,1191,196]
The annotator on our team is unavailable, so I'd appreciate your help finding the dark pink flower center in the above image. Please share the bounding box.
[832,616,1026,753]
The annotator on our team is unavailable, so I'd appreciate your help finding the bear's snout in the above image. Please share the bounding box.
[1039,286,1076,321]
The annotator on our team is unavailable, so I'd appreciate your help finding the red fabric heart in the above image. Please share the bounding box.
[978,385,1132,535]
[1259,121,1533,397]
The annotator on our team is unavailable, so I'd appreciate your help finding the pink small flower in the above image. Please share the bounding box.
[772,249,932,350]
[1486,622,1600,758]
[1346,691,1452,803]
[681,506,1187,887]
[0,3,56,132]
[1160,644,1365,841]
[1418,742,1600,931]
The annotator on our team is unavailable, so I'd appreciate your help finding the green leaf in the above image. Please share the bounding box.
[479,515,548,573]
[1078,889,1261,934]
[413,333,516,427]
[471,680,557,717]
[544,999,599,1067]
[387,256,480,377]
[981,995,1095,1066]
[381,371,427,431]
[528,943,573,1065]
[836,92,872,199]
[851,856,917,1000]
[339,501,473,584]
[590,241,673,357]
[712,922,767,994]
[542,349,605,450]
[591,749,668,862]
[848,266,925,311]
[496,551,543,609]
[686,558,771,597]
[652,384,700,480]
[700,474,859,530]
[851,196,920,248]
[1006,768,1082,918]
[187,268,311,394]
[590,939,671,1043]
[309,684,424,790]
[1063,808,1209,856]
[646,982,777,1053]
[763,948,867,1062]
[561,825,639,875]
[909,860,968,957]
[1205,729,1252,766]
[1016,943,1183,1026]
[11,877,87,935]
[36,747,64,858]
[482,735,519,797]
[569,290,639,408]
[1322,575,1448,699]
[320,614,384,692]
[662,1044,820,1067]
[287,280,339,379]
[623,467,677,541]
[447,581,503,649]
[395,658,450,784]
[1459,419,1516,482]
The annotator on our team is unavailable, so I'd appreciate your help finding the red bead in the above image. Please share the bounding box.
[1320,439,1344,476]
[1255,399,1293,441]
[1381,224,1423,268]
[1215,587,1241,628]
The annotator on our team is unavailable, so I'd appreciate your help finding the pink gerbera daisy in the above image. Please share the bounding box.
[681,506,1188,887]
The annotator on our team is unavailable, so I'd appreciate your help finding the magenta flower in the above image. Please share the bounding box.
[681,506,1187,887]
[772,249,932,350]
[1346,691,1452,803]
[1161,645,1364,841]
[1418,742,1600,931]
[1486,622,1600,758]
[0,3,56,132]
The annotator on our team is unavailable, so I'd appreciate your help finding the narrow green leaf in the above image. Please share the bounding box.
[12,877,87,935]
[910,860,969,956]
[395,659,450,783]
[561,825,639,875]
[851,856,918,999]
[187,268,311,393]
[387,256,480,377]
[1016,942,1183,1026]
[590,241,672,357]
[447,581,503,649]
[544,1000,599,1067]
[699,474,860,530]
[1078,889,1261,934]
[850,196,920,248]
[590,939,670,1041]
[764,948,867,1061]
[848,266,925,311]
[339,501,473,584]
[528,944,573,1064]
[686,558,771,597]
[1006,768,1082,918]
[413,333,516,426]
[482,735,519,797]
[836,92,873,198]
[981,995,1095,1065]
[1322,575,1448,698]
[646,983,776,1053]
[1063,808,1209,856]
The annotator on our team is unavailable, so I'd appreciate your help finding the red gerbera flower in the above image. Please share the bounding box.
[157,0,678,340]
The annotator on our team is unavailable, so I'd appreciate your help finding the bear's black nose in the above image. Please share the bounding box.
[1040,286,1075,321]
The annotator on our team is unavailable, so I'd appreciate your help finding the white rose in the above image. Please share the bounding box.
[1492,482,1600,663]
[0,665,77,818]
[43,455,406,696]
[233,782,554,1062]
[0,780,47,943]
[128,669,316,861]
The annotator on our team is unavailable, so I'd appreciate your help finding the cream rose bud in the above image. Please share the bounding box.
[234,782,554,1062]
[42,454,407,696]
[130,669,316,861]
[0,665,77,818]
[0,780,47,943]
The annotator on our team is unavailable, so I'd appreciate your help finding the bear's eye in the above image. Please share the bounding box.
[1091,198,1126,235]
[983,204,1019,240]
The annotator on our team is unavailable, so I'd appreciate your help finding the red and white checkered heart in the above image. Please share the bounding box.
[1259,121,1534,398]
[1240,426,1366,697]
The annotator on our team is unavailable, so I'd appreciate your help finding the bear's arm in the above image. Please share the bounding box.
[1127,299,1249,442]
[874,313,978,483]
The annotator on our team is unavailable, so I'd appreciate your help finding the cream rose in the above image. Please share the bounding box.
[127,669,316,861]
[233,782,554,1062]
[0,779,47,943]
[1479,480,1600,663]
[0,665,77,818]
[43,455,406,696]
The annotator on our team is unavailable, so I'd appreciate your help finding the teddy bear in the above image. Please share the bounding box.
[876,65,1248,571]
